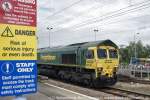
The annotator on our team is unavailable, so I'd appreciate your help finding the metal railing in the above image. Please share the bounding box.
[118,64,150,80]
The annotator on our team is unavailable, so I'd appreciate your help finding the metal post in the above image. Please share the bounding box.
[129,64,131,77]
[140,65,142,79]
[134,65,136,78]
[134,33,140,58]
[47,27,53,48]
[134,33,136,58]
[148,66,150,80]
[131,64,134,77]
[94,29,98,41]
[121,64,123,74]
[49,32,50,47]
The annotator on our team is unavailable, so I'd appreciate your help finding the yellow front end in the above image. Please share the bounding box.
[96,46,119,78]
[86,46,119,78]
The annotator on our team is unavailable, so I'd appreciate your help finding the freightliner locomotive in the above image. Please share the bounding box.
[37,40,119,87]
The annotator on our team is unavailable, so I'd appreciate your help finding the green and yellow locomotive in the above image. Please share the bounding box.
[37,39,119,87]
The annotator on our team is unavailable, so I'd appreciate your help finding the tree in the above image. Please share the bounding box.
[119,40,150,64]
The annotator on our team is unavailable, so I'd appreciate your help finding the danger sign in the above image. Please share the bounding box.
[0,24,37,60]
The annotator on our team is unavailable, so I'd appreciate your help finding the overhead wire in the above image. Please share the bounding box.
[49,0,138,28]
[74,4,150,31]
[71,0,150,26]
[71,1,150,29]
[79,2,150,27]
[50,0,103,25]
[51,6,150,45]
[48,0,85,18]
[53,0,150,32]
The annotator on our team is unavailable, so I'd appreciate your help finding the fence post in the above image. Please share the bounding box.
[146,66,149,80]
[129,64,132,77]
[134,65,136,78]
[120,64,122,74]
[148,66,150,80]
[140,65,142,79]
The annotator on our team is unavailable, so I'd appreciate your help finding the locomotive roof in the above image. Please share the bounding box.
[38,39,118,52]
[70,39,118,48]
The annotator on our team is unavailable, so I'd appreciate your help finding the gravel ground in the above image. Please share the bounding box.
[40,78,129,100]
[113,82,150,95]
[39,75,150,99]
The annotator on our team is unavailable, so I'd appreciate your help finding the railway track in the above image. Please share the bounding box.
[118,75,150,85]
[100,87,150,100]
[38,75,150,100]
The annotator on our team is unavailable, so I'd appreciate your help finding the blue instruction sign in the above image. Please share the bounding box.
[0,61,37,96]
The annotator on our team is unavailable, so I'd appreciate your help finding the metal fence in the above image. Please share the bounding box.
[118,64,150,80]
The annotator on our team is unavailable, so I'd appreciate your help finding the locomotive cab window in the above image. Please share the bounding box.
[109,49,118,58]
[86,50,94,59]
[97,49,107,59]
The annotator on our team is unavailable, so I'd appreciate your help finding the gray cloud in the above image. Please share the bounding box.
[37,0,150,48]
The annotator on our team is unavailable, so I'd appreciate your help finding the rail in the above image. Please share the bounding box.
[100,87,150,99]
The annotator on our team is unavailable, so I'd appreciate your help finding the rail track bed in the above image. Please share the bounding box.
[38,75,150,100]
[100,87,150,100]
[118,75,150,84]
[38,75,115,99]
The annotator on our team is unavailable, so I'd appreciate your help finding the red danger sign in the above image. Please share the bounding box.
[0,0,36,26]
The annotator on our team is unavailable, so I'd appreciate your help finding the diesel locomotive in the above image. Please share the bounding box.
[37,39,119,87]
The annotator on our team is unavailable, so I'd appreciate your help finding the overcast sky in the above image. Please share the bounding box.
[37,0,150,48]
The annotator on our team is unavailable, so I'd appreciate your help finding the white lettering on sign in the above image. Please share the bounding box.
[17,68,33,72]
[16,63,35,67]
[2,76,11,80]
[17,0,35,4]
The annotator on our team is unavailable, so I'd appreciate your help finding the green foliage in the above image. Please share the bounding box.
[119,40,150,64]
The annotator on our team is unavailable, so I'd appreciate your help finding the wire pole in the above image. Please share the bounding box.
[134,33,140,58]
[134,33,136,58]
[94,29,98,41]
[47,27,53,48]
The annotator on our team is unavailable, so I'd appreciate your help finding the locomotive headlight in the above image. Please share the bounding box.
[113,66,118,72]
[97,67,103,72]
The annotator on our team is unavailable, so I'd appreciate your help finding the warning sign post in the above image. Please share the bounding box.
[0,0,37,97]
